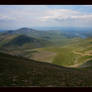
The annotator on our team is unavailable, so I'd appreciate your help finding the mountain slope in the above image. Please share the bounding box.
[25,37,92,67]
[0,34,51,50]
[2,27,52,39]
[1,27,72,45]
[0,52,92,87]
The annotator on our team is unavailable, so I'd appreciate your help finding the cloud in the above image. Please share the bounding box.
[40,9,80,21]
[0,14,16,20]
[0,5,92,29]
[40,9,90,20]
[39,9,92,27]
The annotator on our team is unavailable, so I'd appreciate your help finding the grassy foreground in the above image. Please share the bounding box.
[1,52,92,87]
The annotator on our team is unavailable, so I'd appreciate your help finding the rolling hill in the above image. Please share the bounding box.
[2,27,92,39]
[21,37,92,67]
[0,33,51,50]
[2,27,92,49]
[1,27,92,68]
[0,27,75,53]
[1,27,92,87]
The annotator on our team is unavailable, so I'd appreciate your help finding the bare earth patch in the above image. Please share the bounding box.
[73,50,92,56]
[68,63,82,68]
[31,51,56,63]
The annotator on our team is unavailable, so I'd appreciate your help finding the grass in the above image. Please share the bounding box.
[1,37,92,86]
[1,36,92,68]
[27,38,92,67]
[42,47,78,66]
[1,52,92,87]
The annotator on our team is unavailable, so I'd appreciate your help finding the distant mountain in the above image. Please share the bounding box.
[1,27,37,35]
[1,27,92,50]
[0,27,70,44]
[1,27,55,39]
[14,27,37,34]
[1,27,92,39]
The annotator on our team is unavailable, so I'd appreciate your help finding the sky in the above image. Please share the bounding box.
[0,5,92,30]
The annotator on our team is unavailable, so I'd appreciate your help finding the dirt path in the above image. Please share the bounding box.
[73,50,92,56]
[73,51,85,56]
[67,63,82,68]
[68,50,92,68]
[68,58,92,68]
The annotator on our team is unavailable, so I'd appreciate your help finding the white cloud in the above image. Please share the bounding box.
[0,5,92,29]
[39,9,92,27]
[0,14,16,20]
[40,9,80,21]
[40,9,92,20]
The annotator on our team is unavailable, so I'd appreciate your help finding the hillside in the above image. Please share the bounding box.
[1,27,74,46]
[1,30,92,68]
[21,38,92,67]
[79,60,92,68]
[1,28,92,87]
[2,27,91,48]
[0,34,51,50]
[1,28,92,68]
[3,27,92,39]
[1,52,92,87]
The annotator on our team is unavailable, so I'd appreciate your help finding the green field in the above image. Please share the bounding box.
[24,38,92,67]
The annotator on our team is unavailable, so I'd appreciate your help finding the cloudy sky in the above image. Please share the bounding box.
[0,5,92,30]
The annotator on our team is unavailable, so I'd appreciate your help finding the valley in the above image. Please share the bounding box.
[0,27,92,86]
[1,27,92,68]
[24,43,92,67]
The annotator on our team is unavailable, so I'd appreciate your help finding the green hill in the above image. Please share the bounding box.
[0,34,51,50]
[25,38,92,67]
[1,27,73,46]
[1,32,92,68]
